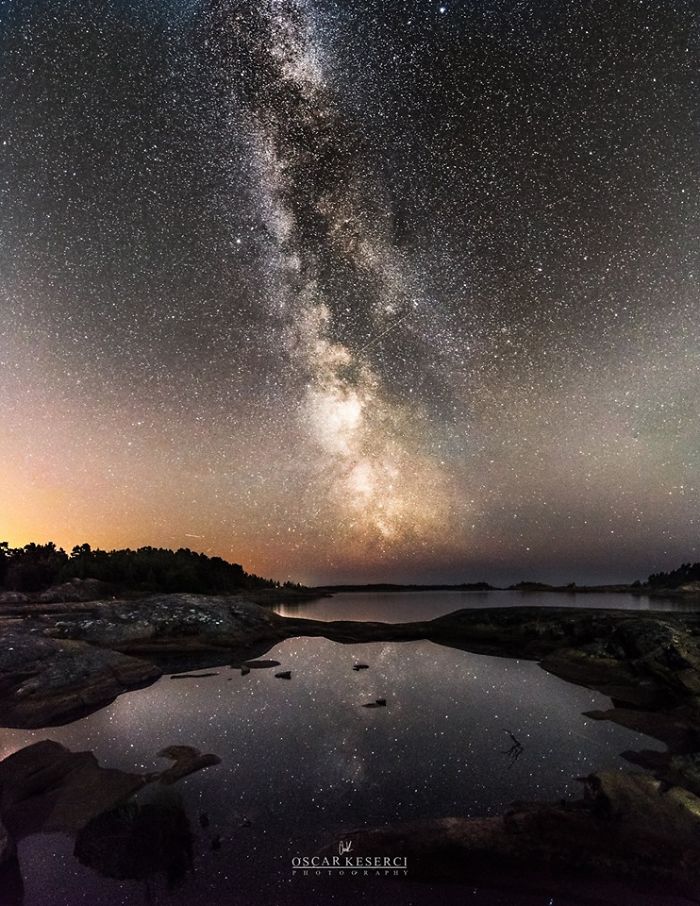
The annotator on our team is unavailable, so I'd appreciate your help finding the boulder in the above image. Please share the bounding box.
[0,740,147,837]
[49,594,281,653]
[0,631,160,728]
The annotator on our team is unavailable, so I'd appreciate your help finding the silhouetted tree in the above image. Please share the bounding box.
[4,542,69,592]
[0,542,9,587]
[648,562,700,588]
[0,542,278,595]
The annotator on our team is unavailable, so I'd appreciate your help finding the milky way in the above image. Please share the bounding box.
[0,0,698,584]
[213,0,455,547]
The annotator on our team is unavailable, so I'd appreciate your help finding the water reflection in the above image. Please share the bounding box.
[0,628,666,906]
[74,794,194,890]
[274,589,693,622]
[0,737,228,905]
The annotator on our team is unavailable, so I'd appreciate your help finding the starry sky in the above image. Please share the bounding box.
[0,0,698,585]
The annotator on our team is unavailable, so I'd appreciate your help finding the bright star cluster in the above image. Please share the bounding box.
[0,0,698,584]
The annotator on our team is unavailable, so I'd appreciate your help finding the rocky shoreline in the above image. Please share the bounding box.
[2,593,700,899]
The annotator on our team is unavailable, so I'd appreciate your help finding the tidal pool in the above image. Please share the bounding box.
[0,593,677,906]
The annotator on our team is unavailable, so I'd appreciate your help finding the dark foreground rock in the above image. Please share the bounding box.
[321,770,700,902]
[74,796,194,885]
[0,630,160,728]
[0,818,15,866]
[0,739,220,840]
[0,740,219,892]
[0,740,148,838]
[0,594,284,727]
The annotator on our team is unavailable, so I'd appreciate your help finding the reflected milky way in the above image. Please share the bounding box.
[0,610,664,905]
[0,1,698,583]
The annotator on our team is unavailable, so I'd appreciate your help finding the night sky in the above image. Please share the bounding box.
[1,0,698,585]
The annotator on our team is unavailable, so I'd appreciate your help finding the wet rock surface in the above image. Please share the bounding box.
[170,671,219,679]
[0,740,219,892]
[321,769,700,901]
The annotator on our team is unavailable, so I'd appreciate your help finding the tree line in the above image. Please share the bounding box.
[647,562,700,589]
[0,542,280,594]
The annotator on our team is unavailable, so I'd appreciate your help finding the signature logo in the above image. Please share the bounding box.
[291,841,408,875]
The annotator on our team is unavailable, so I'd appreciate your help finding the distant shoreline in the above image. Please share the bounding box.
[310,581,687,595]
[310,582,495,593]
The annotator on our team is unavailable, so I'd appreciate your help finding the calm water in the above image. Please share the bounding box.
[0,592,682,906]
[275,588,693,622]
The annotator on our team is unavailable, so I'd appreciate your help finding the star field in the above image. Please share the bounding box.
[0,612,665,904]
[0,0,698,584]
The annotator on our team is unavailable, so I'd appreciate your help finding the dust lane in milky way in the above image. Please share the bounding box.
[0,0,698,584]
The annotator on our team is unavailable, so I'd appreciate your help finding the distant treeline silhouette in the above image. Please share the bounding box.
[648,562,700,589]
[0,542,280,594]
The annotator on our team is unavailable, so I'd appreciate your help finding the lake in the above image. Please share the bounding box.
[275,588,695,621]
[0,591,686,906]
